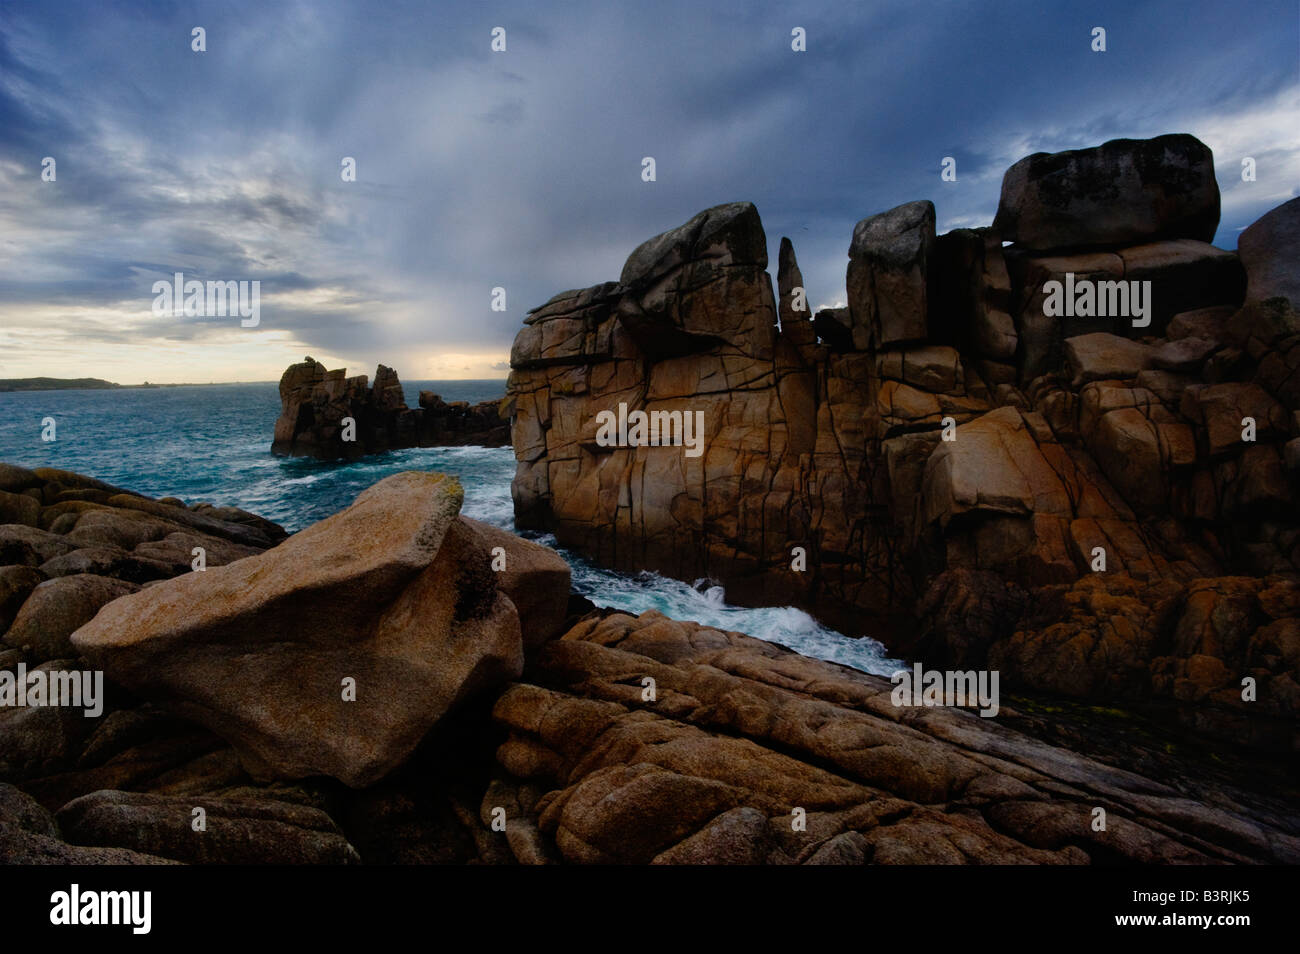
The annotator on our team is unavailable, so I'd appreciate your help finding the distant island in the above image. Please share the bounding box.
[0,378,220,392]
[0,377,122,392]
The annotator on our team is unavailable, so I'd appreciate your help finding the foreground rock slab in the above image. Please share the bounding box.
[72,471,571,787]
[489,610,1300,865]
[56,789,360,864]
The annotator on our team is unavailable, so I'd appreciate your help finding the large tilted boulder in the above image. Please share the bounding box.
[993,134,1221,251]
[71,471,571,787]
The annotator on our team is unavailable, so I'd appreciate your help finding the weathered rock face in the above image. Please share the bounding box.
[618,201,774,358]
[1004,241,1244,381]
[70,471,571,788]
[0,783,177,864]
[905,569,1300,751]
[505,135,1299,747]
[993,134,1221,251]
[271,357,508,460]
[508,201,807,610]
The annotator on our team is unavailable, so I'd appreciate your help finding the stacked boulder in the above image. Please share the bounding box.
[506,134,1300,747]
[271,357,508,460]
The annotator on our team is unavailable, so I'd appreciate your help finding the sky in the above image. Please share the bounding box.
[1,0,1297,384]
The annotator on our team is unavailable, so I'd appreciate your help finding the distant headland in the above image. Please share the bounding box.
[0,378,265,392]
[0,377,123,392]
[0,377,218,392]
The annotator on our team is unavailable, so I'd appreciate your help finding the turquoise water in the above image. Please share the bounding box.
[0,382,900,675]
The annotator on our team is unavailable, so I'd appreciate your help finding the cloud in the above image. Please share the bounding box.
[1,0,1295,382]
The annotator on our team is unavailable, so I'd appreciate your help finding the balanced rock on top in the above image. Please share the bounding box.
[994,134,1220,251]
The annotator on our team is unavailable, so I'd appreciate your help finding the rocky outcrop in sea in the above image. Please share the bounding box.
[271,357,509,459]
[504,134,1300,752]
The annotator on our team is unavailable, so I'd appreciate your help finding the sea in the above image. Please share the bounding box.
[0,381,901,675]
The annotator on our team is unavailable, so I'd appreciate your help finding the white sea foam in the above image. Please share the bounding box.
[439,446,904,676]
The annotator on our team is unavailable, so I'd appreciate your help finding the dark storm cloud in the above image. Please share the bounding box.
[1,0,1296,374]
